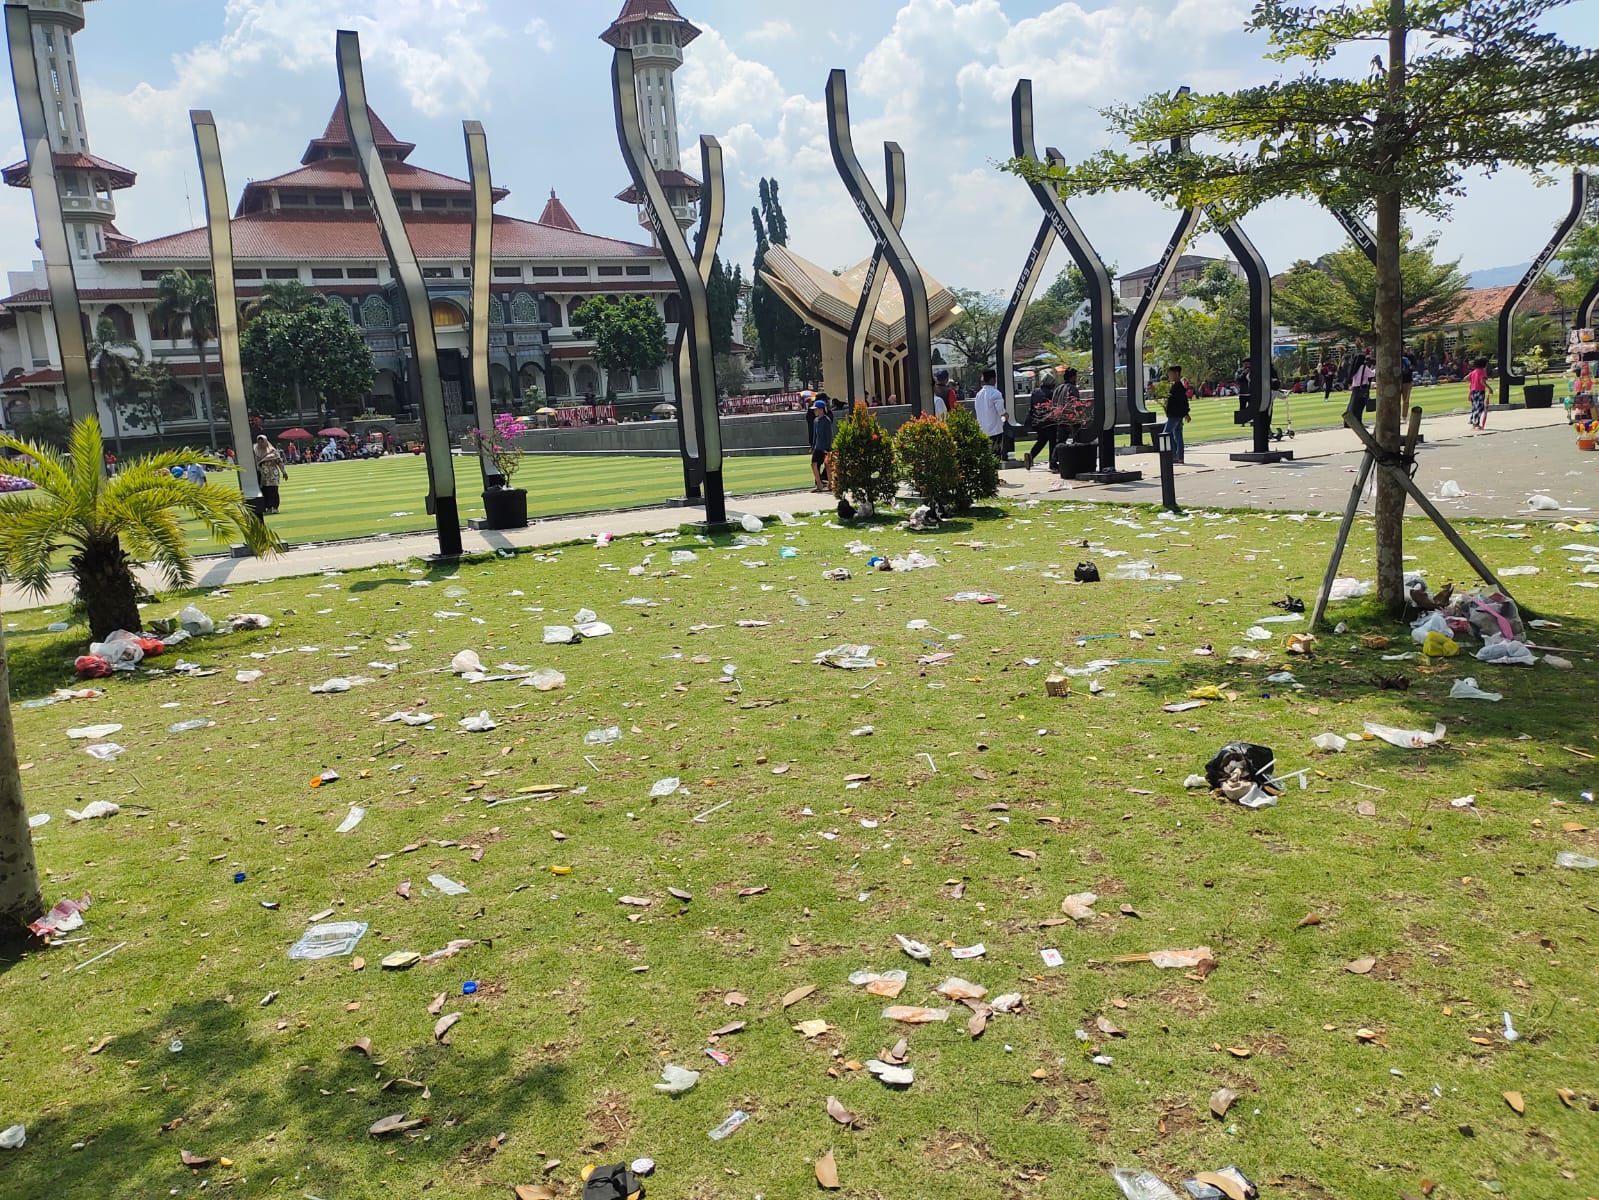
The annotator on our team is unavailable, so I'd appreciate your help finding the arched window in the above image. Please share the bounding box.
[361,294,392,328]
[518,362,544,397]
[636,367,661,393]
[101,304,134,339]
[429,300,465,329]
[160,381,196,423]
[487,295,505,326]
[538,296,562,326]
[511,292,540,325]
[566,298,590,328]
[547,365,571,397]
[663,294,682,325]
[574,364,600,397]
[489,362,513,400]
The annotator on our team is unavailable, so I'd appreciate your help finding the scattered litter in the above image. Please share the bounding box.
[1111,1167,1182,1200]
[1527,494,1560,511]
[1555,851,1598,869]
[1040,948,1064,968]
[1502,1012,1520,1042]
[707,1110,749,1140]
[1363,721,1445,748]
[1114,947,1216,970]
[310,677,372,694]
[1184,1166,1258,1199]
[815,643,881,670]
[450,649,484,675]
[1476,638,1536,666]
[1327,578,1371,601]
[459,711,497,732]
[167,719,211,734]
[655,1063,700,1094]
[584,726,622,746]
[27,894,91,941]
[951,943,986,960]
[427,874,468,896]
[288,921,369,960]
[66,723,121,740]
[896,934,932,962]
[177,604,214,636]
[1449,678,1503,701]
[27,813,49,828]
[866,1059,914,1086]
[822,567,853,581]
[0,1126,24,1151]
[1437,480,1465,499]
[1311,733,1347,753]
[381,711,436,726]
[235,670,263,683]
[66,800,120,820]
[1061,892,1098,921]
[543,626,577,644]
[740,512,764,533]
[335,806,366,834]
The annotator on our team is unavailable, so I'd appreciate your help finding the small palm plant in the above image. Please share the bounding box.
[0,418,281,640]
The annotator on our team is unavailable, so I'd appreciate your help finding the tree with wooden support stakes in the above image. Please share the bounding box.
[1004,0,1599,611]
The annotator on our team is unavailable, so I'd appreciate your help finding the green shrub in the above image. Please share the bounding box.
[892,415,961,512]
[944,405,1000,511]
[828,401,897,513]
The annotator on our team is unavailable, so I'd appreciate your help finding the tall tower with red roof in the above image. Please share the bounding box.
[599,0,701,241]
[2,0,136,264]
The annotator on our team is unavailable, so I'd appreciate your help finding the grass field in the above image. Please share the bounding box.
[2,496,1595,1200]
[176,384,1476,550]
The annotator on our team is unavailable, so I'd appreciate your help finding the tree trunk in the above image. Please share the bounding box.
[1373,1,1409,612]
[0,625,43,947]
[198,340,218,450]
[110,390,125,460]
[73,537,144,642]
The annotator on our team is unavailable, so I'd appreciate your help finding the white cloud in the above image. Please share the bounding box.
[746,19,796,44]
[524,17,554,53]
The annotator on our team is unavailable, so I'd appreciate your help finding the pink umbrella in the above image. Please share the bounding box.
[278,427,313,440]
[317,427,350,438]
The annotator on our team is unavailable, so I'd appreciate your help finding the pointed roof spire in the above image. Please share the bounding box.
[301,99,416,165]
[600,0,700,49]
[538,189,583,232]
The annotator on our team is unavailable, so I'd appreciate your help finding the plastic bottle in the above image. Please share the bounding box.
[707,1109,749,1140]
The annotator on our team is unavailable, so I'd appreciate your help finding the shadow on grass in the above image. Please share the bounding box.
[0,991,570,1198]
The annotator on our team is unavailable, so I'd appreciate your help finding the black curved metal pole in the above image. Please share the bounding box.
[463,120,502,490]
[669,134,726,503]
[1218,219,1279,458]
[1578,276,1599,331]
[190,111,261,507]
[6,4,94,430]
[613,49,725,525]
[1498,171,1590,403]
[827,69,931,417]
[846,142,905,406]
[1011,80,1117,469]
[995,143,1064,431]
[337,30,461,556]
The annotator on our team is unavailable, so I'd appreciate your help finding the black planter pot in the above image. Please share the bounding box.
[481,486,528,530]
[1523,383,1555,409]
[1051,440,1100,479]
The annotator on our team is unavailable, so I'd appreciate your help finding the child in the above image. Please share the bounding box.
[1466,357,1490,430]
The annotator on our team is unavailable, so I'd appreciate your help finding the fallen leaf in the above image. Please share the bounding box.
[967,1008,989,1038]
[1030,1068,1048,1080]
[1356,800,1377,817]
[1226,1046,1252,1058]
[1110,998,1128,1010]
[179,1150,211,1168]
[816,1149,841,1189]
[351,957,365,971]
[825,1096,857,1126]
[782,984,817,1008]
[434,1012,462,1042]
[348,1037,373,1057]
[1095,1015,1126,1038]
[793,1019,831,1038]
[1210,1087,1238,1118]
[618,895,652,908]
[1011,848,1038,859]
[1504,1091,1525,1114]
[1356,1027,1377,1042]
[1193,1170,1248,1200]
[345,1000,361,1012]
[724,991,748,1007]
[1297,913,1322,928]
[396,880,412,900]
[668,887,693,901]
[369,1113,427,1137]
[428,992,447,1015]
[1346,957,1377,975]
[738,885,770,897]
[709,1021,746,1038]
[1557,1088,1575,1108]
[1119,903,1141,918]
[87,1035,113,1055]
[513,1187,557,1200]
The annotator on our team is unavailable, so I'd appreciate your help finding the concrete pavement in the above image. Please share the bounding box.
[4,403,1591,616]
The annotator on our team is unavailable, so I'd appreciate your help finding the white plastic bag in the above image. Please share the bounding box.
[1526,494,1560,511]
[521,667,566,691]
[1328,578,1371,601]
[1411,611,1453,645]
[1312,732,1347,752]
[458,711,497,732]
[450,649,484,675]
[1363,720,1446,748]
[1476,637,1536,666]
[649,776,681,798]
[66,799,120,819]
[740,512,764,533]
[1437,480,1464,499]
[655,1063,700,1094]
[543,625,578,645]
[177,604,214,635]
[1449,677,1503,701]
[89,632,143,669]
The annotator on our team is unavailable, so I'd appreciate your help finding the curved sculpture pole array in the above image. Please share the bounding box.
[5,3,94,429]
[844,142,906,408]
[463,120,502,489]
[612,47,726,525]
[337,30,462,556]
[827,69,931,417]
[668,134,727,504]
[189,110,262,508]
[1217,218,1288,462]
[1497,171,1592,402]
[994,147,1062,431]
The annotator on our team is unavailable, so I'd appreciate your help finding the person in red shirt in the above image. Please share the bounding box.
[1466,357,1490,430]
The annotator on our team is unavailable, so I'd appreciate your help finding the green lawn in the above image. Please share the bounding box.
[2,499,1594,1200]
[1176,379,1473,444]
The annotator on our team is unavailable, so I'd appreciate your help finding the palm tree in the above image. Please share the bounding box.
[0,418,280,640]
[152,270,219,448]
[245,279,323,321]
[86,316,143,460]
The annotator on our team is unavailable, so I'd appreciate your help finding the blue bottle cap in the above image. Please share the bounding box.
[233,872,246,883]
[462,980,478,994]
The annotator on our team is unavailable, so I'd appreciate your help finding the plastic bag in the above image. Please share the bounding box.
[1421,631,1460,658]
[543,625,578,645]
[89,632,143,669]
[1476,637,1536,666]
[287,920,369,960]
[450,649,484,675]
[177,604,214,635]
[1204,742,1275,789]
[1328,577,1372,601]
[1363,720,1445,748]
[74,655,112,679]
[1449,677,1502,701]
[1411,611,1452,644]
[649,777,681,798]
[1312,732,1347,753]
[1437,480,1464,499]
[740,512,764,533]
[521,667,566,691]
[654,1063,700,1094]
[1074,561,1100,583]
[1527,494,1560,511]
[459,711,497,732]
[82,744,125,762]
[1112,1168,1182,1200]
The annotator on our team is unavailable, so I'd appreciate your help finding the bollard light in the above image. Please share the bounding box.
[1157,428,1178,512]
[1158,429,1173,456]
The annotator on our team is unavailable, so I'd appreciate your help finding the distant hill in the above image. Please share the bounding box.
[1467,263,1532,288]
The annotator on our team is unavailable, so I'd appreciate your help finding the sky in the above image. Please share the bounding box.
[1,0,1593,299]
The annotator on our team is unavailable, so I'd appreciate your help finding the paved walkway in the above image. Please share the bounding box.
[4,404,1591,616]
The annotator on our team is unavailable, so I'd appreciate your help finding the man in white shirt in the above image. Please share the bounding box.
[972,368,1008,460]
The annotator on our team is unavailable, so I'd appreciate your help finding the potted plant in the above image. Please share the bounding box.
[1522,345,1554,409]
[1043,384,1099,478]
[471,411,529,529]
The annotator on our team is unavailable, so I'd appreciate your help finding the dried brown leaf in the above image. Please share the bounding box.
[782,984,817,1008]
[348,1037,373,1057]
[816,1149,841,1189]
[825,1095,857,1126]
[724,991,749,1007]
[1095,1015,1126,1038]
[1297,913,1322,928]
[1193,1170,1247,1200]
[513,1186,557,1200]
[434,1012,462,1041]
[710,1020,746,1038]
[179,1150,211,1168]
[1345,957,1377,975]
[428,992,447,1015]
[369,1113,427,1137]
[396,879,412,900]
[1210,1087,1238,1118]
[1503,1091,1525,1114]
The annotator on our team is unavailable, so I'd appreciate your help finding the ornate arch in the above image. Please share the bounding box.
[511,292,540,325]
[361,294,392,329]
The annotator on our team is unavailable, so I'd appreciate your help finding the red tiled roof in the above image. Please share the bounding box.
[0,286,155,306]
[237,159,508,213]
[600,0,701,48]
[302,100,414,164]
[1448,285,1562,325]
[102,210,659,262]
[616,169,702,204]
[2,151,137,189]
[3,360,217,391]
[538,190,582,232]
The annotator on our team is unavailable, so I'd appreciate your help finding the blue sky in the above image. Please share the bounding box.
[3,0,1592,297]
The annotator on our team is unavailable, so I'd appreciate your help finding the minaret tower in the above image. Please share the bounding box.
[2,0,136,266]
[599,0,701,241]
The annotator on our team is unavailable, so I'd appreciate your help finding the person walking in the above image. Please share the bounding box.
[1320,360,1335,399]
[1022,372,1057,469]
[1348,353,1376,416]
[931,368,957,418]
[809,396,835,492]
[1162,363,1191,464]
[254,434,286,514]
[1466,357,1490,430]
[972,368,1008,461]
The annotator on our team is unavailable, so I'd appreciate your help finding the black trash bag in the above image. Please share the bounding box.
[1204,742,1275,789]
[583,1164,645,1200]
[837,497,856,521]
[1074,561,1100,583]
[1272,594,1304,613]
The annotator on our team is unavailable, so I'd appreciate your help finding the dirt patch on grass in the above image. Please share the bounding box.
[1154,983,1215,1017]
[1155,1097,1203,1136]
[584,1089,634,1151]
[922,1128,1007,1171]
